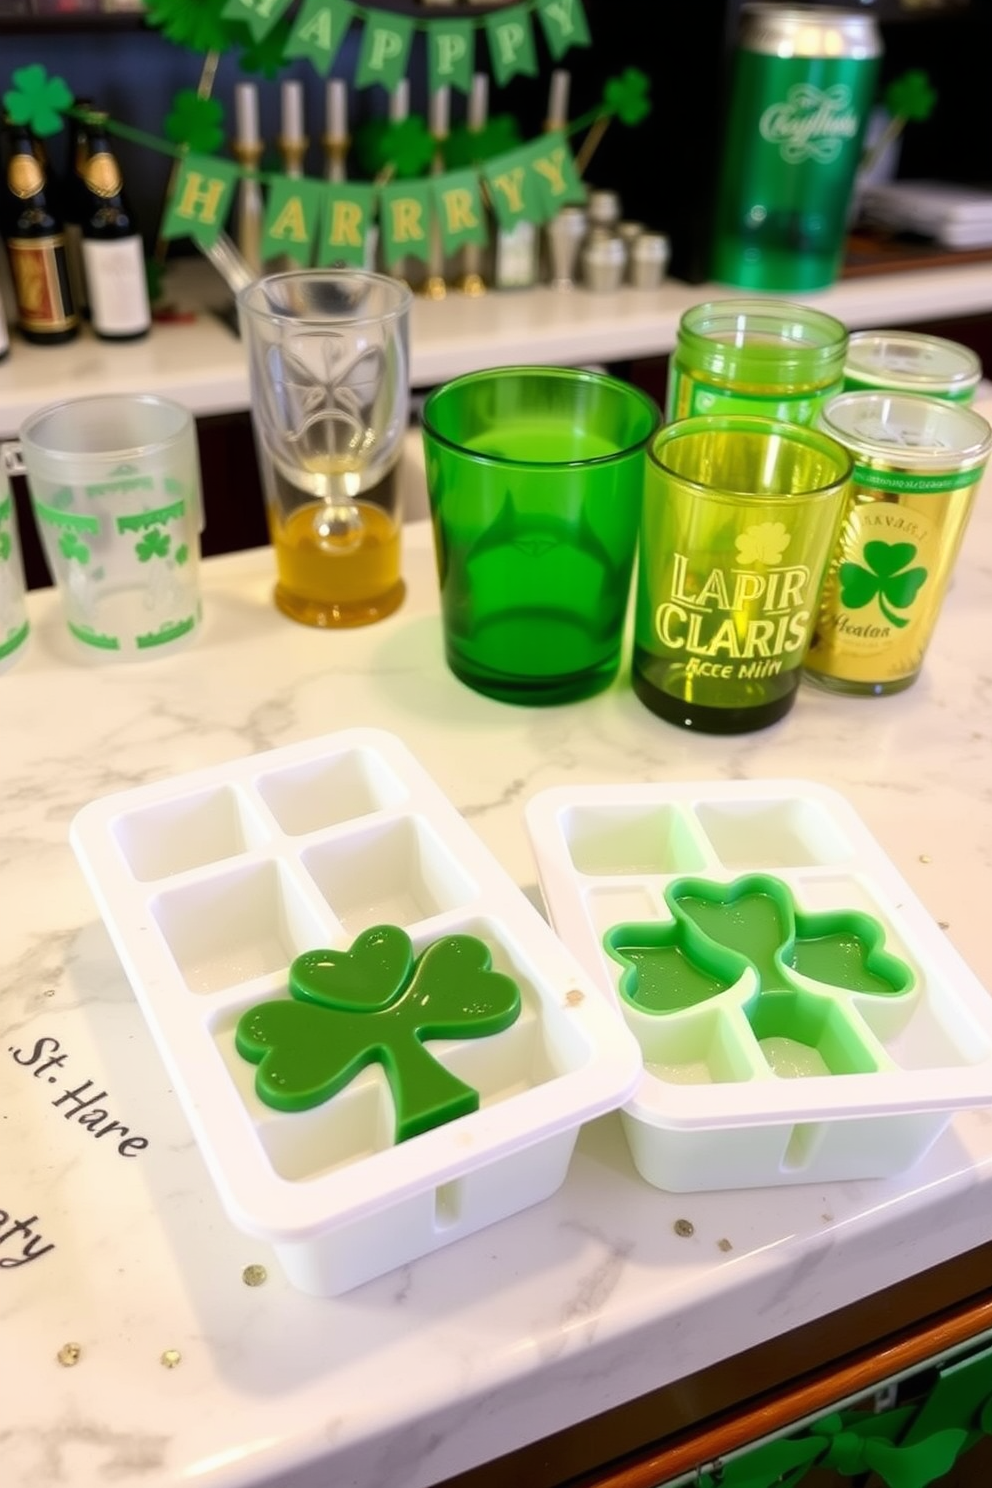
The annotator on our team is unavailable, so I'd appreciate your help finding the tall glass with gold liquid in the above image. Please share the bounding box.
[238,270,412,628]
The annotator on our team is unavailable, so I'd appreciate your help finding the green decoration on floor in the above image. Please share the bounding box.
[3,63,74,137]
[235,925,522,1143]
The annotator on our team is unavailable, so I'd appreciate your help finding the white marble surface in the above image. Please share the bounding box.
[2,418,992,1488]
[1,257,991,434]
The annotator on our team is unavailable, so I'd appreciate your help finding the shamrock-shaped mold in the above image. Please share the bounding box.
[236,924,522,1142]
[605,875,914,1083]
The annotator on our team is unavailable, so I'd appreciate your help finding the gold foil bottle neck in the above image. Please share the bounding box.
[8,154,44,200]
[83,151,122,199]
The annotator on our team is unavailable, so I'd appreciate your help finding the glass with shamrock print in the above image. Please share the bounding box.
[237,269,412,628]
[804,392,992,696]
[632,414,851,733]
[6,394,203,661]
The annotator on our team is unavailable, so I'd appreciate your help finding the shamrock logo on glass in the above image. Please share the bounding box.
[59,531,90,564]
[840,540,927,628]
[174,544,189,567]
[135,528,171,563]
[236,925,522,1142]
[736,521,791,566]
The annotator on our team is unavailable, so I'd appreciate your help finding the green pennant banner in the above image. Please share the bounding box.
[481,145,542,231]
[356,9,415,92]
[432,169,487,255]
[535,0,591,60]
[160,154,240,248]
[284,0,355,75]
[484,6,539,88]
[379,179,433,267]
[260,176,324,264]
[318,183,376,266]
[220,0,294,45]
[527,130,586,221]
[428,20,475,97]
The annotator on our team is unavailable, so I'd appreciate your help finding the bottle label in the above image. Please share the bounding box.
[8,154,44,200]
[805,467,984,687]
[7,238,78,332]
[82,151,123,199]
[82,236,150,336]
[667,363,841,426]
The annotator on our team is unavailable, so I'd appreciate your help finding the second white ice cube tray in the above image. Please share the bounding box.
[70,729,641,1294]
[524,780,992,1192]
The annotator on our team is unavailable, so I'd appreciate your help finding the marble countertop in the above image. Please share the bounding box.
[3,423,992,1488]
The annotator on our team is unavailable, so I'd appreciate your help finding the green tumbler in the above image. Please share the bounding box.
[422,366,659,705]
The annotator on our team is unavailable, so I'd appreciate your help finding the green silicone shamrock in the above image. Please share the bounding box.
[443,115,523,171]
[602,68,651,127]
[885,69,937,125]
[164,90,225,154]
[840,540,927,628]
[236,925,522,1141]
[135,528,171,562]
[3,64,74,138]
[144,0,240,53]
[58,531,90,564]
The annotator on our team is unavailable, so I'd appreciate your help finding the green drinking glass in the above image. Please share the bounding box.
[422,366,659,705]
[632,414,852,734]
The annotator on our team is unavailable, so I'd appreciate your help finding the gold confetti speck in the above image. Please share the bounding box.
[57,1342,81,1367]
[919,854,932,864]
[242,1264,268,1288]
[160,1349,182,1369]
[564,989,585,1007]
[673,1218,695,1238]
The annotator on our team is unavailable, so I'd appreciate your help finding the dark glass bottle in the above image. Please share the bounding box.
[63,102,93,317]
[1,120,78,345]
[77,111,151,342]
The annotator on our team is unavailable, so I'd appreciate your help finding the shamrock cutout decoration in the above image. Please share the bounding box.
[58,531,90,564]
[443,115,523,171]
[356,116,436,180]
[145,0,239,54]
[735,521,791,566]
[239,17,292,78]
[840,540,927,628]
[164,90,225,154]
[885,69,937,125]
[602,68,652,127]
[135,528,171,562]
[236,925,522,1142]
[3,65,73,138]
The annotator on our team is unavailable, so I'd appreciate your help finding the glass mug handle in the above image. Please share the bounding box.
[1,441,26,482]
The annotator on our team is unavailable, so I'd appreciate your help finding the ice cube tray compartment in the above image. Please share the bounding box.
[71,730,642,1295]
[524,780,992,1190]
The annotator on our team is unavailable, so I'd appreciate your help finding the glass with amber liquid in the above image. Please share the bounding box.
[238,270,411,627]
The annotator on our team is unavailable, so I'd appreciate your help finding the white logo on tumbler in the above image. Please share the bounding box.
[759,84,859,164]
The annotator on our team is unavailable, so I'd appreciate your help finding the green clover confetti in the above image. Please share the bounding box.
[443,115,522,171]
[3,64,74,138]
[136,529,171,562]
[885,69,937,125]
[164,91,225,155]
[356,115,436,180]
[144,0,240,53]
[602,67,651,126]
[840,541,927,628]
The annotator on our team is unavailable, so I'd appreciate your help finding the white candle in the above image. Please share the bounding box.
[326,79,347,142]
[281,79,305,144]
[468,73,488,133]
[430,86,450,140]
[389,78,410,124]
[234,81,260,149]
[547,69,570,131]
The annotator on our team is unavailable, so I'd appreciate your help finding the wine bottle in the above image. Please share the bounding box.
[63,102,93,317]
[1,121,78,345]
[78,111,151,342]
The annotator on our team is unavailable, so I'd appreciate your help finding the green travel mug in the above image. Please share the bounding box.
[666,298,847,426]
[632,414,851,733]
[711,5,882,293]
[421,366,659,705]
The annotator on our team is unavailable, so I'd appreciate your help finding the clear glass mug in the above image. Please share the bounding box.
[237,269,412,629]
[3,394,204,662]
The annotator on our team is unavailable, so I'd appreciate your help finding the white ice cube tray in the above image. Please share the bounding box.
[70,729,641,1295]
[524,780,992,1192]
